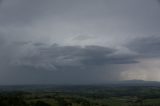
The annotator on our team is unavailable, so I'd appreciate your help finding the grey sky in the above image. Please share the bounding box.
[0,0,160,84]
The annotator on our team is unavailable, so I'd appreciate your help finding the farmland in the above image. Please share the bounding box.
[1,84,160,106]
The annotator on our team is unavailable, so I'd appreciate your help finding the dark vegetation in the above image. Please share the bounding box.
[1,85,160,106]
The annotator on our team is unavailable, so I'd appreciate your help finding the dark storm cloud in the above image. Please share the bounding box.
[128,35,160,57]
[0,43,138,84]
[0,0,160,84]
[13,44,138,71]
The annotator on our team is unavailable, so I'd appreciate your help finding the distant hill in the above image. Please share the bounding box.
[108,80,160,86]
[0,80,160,92]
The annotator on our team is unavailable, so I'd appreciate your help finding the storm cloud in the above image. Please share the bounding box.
[12,44,138,70]
[0,42,138,84]
[0,0,160,84]
[128,35,160,57]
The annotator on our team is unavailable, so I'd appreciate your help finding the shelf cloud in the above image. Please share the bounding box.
[0,0,160,84]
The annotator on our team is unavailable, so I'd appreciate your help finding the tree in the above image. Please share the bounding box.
[33,101,51,106]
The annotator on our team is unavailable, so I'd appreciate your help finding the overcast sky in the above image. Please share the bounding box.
[0,0,160,85]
